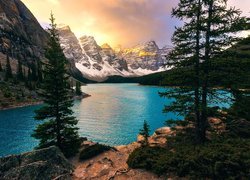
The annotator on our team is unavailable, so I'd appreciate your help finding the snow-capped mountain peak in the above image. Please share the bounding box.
[57,25,170,82]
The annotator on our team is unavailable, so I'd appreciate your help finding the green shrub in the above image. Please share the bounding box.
[79,143,113,160]
[127,139,250,179]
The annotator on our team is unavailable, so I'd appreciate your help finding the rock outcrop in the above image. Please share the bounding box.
[0,127,173,180]
[0,146,74,180]
[0,0,172,82]
[71,142,163,180]
[0,0,48,61]
[71,127,174,180]
[137,127,173,147]
[120,41,164,71]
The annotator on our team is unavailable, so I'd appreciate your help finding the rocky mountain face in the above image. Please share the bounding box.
[58,26,129,81]
[0,1,87,82]
[119,41,168,71]
[0,0,171,82]
[0,146,73,180]
[58,25,171,82]
[0,0,48,63]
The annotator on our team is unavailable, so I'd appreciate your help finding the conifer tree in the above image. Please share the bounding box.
[27,67,32,81]
[4,53,13,81]
[32,13,80,157]
[161,0,246,143]
[37,59,43,83]
[199,0,246,141]
[139,120,150,146]
[24,69,29,88]
[75,81,82,96]
[27,67,33,90]
[0,61,2,71]
[213,36,250,137]
[31,62,38,82]
[17,59,24,81]
[160,0,204,143]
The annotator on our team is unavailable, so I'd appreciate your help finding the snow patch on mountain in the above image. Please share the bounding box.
[58,25,171,82]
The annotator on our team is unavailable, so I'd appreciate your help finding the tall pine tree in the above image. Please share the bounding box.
[161,0,246,143]
[199,0,246,141]
[139,120,150,146]
[4,53,13,81]
[32,13,80,157]
[0,61,2,71]
[75,81,82,96]
[160,0,204,143]
[37,59,43,84]
[17,59,24,81]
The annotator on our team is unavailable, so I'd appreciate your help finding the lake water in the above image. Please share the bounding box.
[0,83,181,157]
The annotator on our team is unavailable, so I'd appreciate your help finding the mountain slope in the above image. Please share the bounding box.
[58,25,170,82]
[125,36,250,87]
[0,1,171,83]
[0,0,48,61]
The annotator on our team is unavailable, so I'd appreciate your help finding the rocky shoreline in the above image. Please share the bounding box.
[0,93,91,111]
[73,93,91,100]
[0,127,172,180]
[0,119,223,179]
[0,101,43,111]
[70,127,173,179]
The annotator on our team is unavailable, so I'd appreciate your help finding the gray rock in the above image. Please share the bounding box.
[0,0,48,60]
[0,146,73,180]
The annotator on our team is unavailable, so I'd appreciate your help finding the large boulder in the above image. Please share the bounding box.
[136,127,174,147]
[0,146,73,180]
[154,127,172,136]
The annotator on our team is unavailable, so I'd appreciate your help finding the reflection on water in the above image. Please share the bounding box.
[74,83,180,146]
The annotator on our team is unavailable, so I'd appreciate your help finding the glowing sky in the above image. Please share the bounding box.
[21,0,250,48]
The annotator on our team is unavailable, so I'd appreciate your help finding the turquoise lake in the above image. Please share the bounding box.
[0,83,180,157]
[0,83,230,157]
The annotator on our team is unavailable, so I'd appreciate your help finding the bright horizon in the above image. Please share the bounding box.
[21,0,250,48]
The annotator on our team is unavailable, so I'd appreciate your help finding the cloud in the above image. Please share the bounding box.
[22,0,178,47]
[47,0,59,5]
[21,0,249,48]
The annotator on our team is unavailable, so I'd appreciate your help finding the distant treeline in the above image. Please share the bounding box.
[103,36,250,89]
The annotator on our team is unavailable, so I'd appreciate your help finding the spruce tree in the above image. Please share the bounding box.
[214,36,250,137]
[139,120,150,146]
[4,53,13,81]
[17,59,24,81]
[161,0,246,143]
[31,62,38,82]
[27,67,33,90]
[37,59,43,84]
[32,13,80,157]
[160,0,204,143]
[75,81,82,96]
[0,61,2,71]
[199,0,246,141]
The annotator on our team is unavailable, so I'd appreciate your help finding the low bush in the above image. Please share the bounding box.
[79,143,113,160]
[127,138,250,179]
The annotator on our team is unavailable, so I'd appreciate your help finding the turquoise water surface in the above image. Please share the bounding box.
[0,83,180,157]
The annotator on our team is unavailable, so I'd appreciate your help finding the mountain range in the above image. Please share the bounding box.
[0,0,171,82]
[58,25,171,81]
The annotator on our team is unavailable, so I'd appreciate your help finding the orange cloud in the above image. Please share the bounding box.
[21,0,178,47]
[21,0,249,48]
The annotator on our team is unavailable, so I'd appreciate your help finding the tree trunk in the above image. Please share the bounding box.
[194,0,202,143]
[200,0,213,143]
